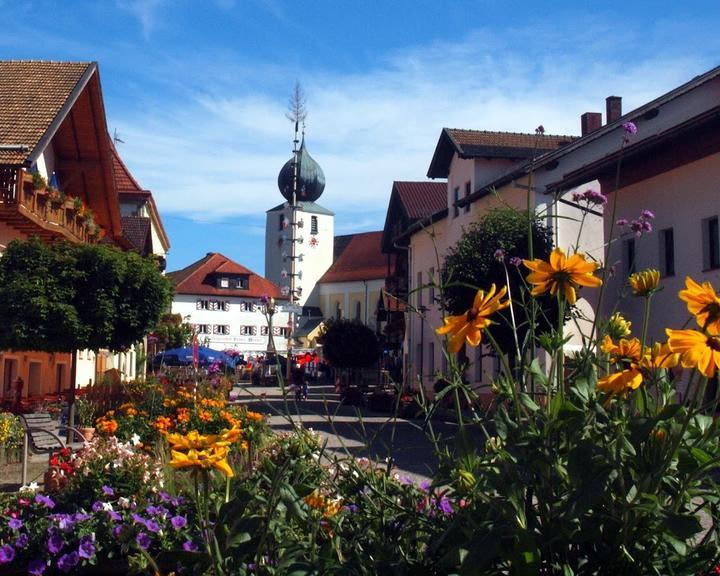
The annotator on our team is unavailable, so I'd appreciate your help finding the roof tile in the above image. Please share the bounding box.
[0,61,92,164]
[393,181,447,220]
[168,253,286,299]
[319,231,392,283]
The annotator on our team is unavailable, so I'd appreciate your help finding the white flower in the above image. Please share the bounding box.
[118,497,130,509]
[130,433,141,446]
[102,502,113,512]
[20,481,39,493]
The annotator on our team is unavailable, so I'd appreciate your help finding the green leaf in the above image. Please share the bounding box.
[527,358,549,387]
[518,392,540,412]
[663,511,702,540]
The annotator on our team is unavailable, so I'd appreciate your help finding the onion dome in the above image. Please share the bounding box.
[277,137,326,202]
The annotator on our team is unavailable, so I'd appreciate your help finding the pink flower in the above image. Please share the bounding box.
[623,122,637,135]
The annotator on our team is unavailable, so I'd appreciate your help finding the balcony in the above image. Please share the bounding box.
[0,167,92,243]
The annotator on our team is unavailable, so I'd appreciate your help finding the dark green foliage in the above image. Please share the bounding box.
[320,318,379,368]
[153,313,193,350]
[442,208,556,351]
[0,238,173,352]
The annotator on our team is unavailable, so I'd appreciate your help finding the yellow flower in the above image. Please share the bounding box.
[169,446,234,478]
[679,276,720,332]
[601,335,642,363]
[436,284,510,353]
[667,328,720,378]
[628,269,660,297]
[524,247,601,305]
[639,342,679,370]
[607,312,632,339]
[304,490,342,518]
[597,368,644,395]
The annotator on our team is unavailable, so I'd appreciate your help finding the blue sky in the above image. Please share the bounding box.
[1,1,719,274]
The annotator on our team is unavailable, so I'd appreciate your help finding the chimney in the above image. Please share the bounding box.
[606,96,622,124]
[581,112,602,136]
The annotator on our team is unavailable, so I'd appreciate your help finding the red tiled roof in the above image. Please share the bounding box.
[168,253,286,299]
[0,61,93,164]
[427,128,577,178]
[111,142,144,193]
[121,216,151,254]
[319,231,391,284]
[448,128,575,154]
[393,181,447,220]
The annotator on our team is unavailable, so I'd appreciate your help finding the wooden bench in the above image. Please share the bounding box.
[18,413,86,487]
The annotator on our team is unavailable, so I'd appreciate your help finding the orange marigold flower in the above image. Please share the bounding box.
[245,411,264,422]
[436,284,510,353]
[628,269,660,297]
[176,408,190,423]
[198,409,213,422]
[96,418,118,435]
[154,415,173,432]
[524,247,602,305]
[304,490,342,518]
[679,276,720,333]
[667,328,720,378]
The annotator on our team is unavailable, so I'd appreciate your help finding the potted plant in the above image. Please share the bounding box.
[31,170,47,193]
[48,186,66,209]
[75,397,97,441]
[72,196,83,212]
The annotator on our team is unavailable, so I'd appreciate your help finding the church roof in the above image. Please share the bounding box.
[319,231,391,284]
[266,201,334,216]
[168,252,286,299]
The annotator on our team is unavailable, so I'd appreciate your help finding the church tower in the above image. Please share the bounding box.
[265,130,334,311]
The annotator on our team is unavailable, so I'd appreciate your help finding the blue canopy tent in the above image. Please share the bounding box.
[150,346,239,372]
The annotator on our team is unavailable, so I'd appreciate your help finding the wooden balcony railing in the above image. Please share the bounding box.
[0,167,91,243]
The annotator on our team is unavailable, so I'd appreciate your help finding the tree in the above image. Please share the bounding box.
[320,319,379,368]
[441,208,556,353]
[0,238,173,432]
[153,313,193,350]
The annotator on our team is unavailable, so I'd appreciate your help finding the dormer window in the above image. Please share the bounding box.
[218,277,229,288]
[235,277,248,289]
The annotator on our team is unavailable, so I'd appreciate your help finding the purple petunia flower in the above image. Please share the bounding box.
[101,485,114,497]
[47,533,65,554]
[15,532,29,549]
[183,540,199,552]
[145,519,161,533]
[55,514,76,533]
[343,504,359,513]
[27,558,47,575]
[136,532,151,550]
[91,501,104,513]
[35,494,55,509]
[419,480,431,492]
[158,491,171,503]
[494,248,505,262]
[436,496,454,515]
[57,551,79,573]
[108,510,122,522]
[623,121,637,135]
[0,544,15,563]
[112,525,123,539]
[78,535,96,559]
[8,517,23,530]
[171,515,187,530]
[131,513,146,526]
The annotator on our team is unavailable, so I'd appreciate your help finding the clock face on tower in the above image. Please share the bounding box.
[309,237,319,248]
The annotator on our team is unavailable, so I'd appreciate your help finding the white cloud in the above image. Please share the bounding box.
[116,0,168,40]
[115,21,719,238]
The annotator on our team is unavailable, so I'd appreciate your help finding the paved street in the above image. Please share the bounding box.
[230,382,471,483]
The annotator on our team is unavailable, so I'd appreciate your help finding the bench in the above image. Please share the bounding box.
[18,413,86,487]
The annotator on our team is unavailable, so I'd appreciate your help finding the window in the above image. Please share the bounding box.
[623,238,636,275]
[273,326,288,337]
[240,325,257,336]
[416,271,423,308]
[213,325,230,335]
[196,299,208,310]
[222,301,230,311]
[475,347,483,382]
[453,186,460,218]
[195,324,211,334]
[278,214,285,231]
[218,277,229,288]
[703,216,720,270]
[235,277,248,289]
[355,301,361,321]
[260,326,269,336]
[311,215,318,235]
[464,181,471,213]
[209,300,220,311]
[659,228,675,277]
